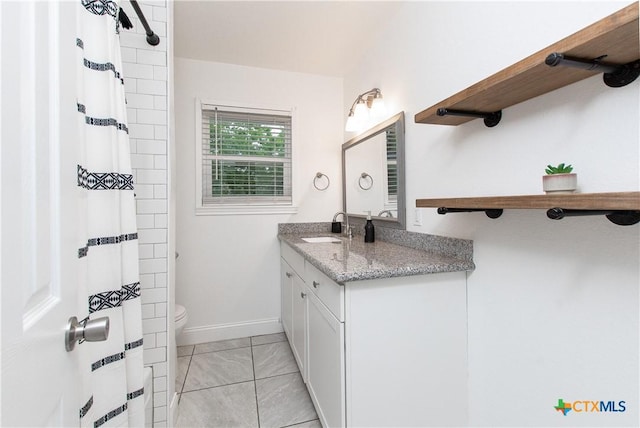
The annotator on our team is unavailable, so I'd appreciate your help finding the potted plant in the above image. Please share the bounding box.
[543,163,577,194]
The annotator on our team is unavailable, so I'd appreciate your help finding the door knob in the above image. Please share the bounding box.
[65,316,110,352]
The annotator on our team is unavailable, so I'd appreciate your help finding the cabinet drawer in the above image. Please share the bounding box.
[305,262,344,322]
[281,242,305,278]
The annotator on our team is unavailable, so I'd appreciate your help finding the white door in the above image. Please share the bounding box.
[1,1,83,426]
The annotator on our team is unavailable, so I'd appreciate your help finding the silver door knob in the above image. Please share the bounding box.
[312,281,319,288]
[300,292,306,299]
[65,316,110,352]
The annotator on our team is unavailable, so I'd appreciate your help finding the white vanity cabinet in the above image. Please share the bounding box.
[343,272,468,427]
[281,243,308,380]
[305,263,346,428]
[291,272,308,380]
[281,242,346,426]
[280,241,468,427]
[280,258,294,339]
[307,292,345,427]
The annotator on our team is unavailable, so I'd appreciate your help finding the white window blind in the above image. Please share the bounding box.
[200,106,292,207]
[385,126,398,203]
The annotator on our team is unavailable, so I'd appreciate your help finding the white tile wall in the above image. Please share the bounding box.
[138,228,167,243]
[120,0,169,424]
[142,287,168,305]
[154,214,168,228]
[137,215,155,229]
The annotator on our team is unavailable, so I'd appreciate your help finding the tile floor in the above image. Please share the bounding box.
[176,333,321,428]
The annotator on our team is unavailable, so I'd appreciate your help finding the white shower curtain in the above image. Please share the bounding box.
[76,0,144,426]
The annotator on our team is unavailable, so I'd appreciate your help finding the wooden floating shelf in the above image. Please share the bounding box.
[414,3,640,126]
[416,192,640,210]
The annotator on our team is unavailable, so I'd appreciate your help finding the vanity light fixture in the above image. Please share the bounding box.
[345,88,385,132]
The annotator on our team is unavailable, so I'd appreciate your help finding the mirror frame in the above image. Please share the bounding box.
[342,111,406,229]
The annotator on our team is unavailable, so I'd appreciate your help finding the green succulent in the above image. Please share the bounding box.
[545,163,574,175]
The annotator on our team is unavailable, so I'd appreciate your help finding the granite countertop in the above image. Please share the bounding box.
[278,223,475,284]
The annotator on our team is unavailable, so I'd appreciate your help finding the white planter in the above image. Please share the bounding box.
[542,173,577,194]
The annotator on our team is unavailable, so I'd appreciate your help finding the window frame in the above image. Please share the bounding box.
[195,99,298,216]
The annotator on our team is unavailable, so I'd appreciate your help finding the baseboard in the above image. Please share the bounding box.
[176,317,283,346]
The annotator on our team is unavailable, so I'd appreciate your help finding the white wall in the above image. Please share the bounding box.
[344,1,639,426]
[174,58,343,343]
[119,0,172,425]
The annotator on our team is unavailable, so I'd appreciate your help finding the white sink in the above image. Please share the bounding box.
[301,236,342,243]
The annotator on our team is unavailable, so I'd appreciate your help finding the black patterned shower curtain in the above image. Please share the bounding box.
[76,0,144,426]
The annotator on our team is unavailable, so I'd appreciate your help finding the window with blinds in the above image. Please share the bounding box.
[385,126,398,202]
[200,106,292,207]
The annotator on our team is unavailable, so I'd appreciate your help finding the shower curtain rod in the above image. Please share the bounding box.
[129,0,160,46]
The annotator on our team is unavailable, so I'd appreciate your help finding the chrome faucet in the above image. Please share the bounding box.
[378,210,394,218]
[333,211,352,238]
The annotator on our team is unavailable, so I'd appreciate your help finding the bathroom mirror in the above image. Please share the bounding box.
[342,111,405,229]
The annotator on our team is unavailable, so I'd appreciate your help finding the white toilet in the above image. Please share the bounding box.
[175,304,188,337]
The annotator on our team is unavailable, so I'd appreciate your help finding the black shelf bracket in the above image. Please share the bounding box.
[545,53,640,88]
[436,108,502,127]
[437,207,504,219]
[546,208,640,226]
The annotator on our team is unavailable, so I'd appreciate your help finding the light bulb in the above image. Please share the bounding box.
[369,96,386,121]
[346,99,368,132]
[345,114,359,132]
[353,101,369,121]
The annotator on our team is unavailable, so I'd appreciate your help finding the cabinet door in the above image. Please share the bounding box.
[280,258,294,339]
[307,292,345,428]
[291,274,308,381]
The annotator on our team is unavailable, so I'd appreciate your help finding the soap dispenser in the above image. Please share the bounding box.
[364,211,375,243]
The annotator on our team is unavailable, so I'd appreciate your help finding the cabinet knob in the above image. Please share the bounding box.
[312,281,319,288]
[300,292,306,299]
[286,272,292,278]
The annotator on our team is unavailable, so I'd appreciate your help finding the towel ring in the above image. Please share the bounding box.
[358,172,373,190]
[313,172,330,191]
